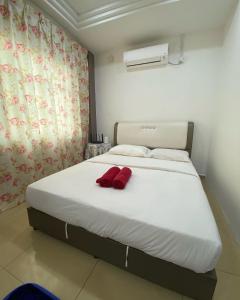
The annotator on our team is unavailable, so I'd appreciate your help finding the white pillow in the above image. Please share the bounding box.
[109,144,150,157]
[150,148,190,162]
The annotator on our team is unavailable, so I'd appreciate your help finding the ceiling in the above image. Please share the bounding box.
[68,0,139,15]
[34,0,238,53]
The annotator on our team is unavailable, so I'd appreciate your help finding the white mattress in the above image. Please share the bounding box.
[26,153,222,273]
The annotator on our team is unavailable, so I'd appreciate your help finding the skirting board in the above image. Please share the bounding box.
[27,207,217,300]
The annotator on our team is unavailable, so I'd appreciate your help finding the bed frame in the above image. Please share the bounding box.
[27,121,217,300]
[114,121,194,155]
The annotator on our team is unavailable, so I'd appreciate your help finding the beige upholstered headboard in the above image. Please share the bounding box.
[114,121,194,156]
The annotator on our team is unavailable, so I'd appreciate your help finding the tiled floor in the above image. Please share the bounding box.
[0,182,240,300]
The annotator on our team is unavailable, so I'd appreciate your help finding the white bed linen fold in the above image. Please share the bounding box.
[26,153,222,273]
[88,153,198,177]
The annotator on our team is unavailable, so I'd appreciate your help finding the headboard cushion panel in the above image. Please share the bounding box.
[114,122,194,155]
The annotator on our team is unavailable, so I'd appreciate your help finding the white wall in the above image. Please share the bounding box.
[206,3,240,242]
[95,30,223,174]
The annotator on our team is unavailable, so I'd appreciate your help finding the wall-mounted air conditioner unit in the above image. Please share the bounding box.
[123,43,168,71]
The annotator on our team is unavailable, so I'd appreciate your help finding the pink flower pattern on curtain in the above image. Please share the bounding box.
[0,0,89,211]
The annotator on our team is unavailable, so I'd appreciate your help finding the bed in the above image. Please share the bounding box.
[26,121,222,300]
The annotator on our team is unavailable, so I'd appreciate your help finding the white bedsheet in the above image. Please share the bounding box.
[26,153,222,273]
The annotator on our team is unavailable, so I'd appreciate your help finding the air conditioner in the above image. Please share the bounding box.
[123,43,168,70]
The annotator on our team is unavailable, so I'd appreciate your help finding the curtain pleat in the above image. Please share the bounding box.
[0,0,89,211]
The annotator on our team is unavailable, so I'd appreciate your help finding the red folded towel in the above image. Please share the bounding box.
[113,167,132,189]
[96,166,120,187]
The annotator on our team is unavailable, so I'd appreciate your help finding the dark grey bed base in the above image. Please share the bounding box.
[27,207,217,300]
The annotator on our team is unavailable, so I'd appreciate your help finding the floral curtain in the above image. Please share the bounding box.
[0,0,89,211]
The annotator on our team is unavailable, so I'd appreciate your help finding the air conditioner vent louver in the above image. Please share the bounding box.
[123,44,168,70]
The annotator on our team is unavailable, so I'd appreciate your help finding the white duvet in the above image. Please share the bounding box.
[26,153,222,273]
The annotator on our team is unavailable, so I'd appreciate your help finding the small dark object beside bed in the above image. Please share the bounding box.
[3,283,59,300]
